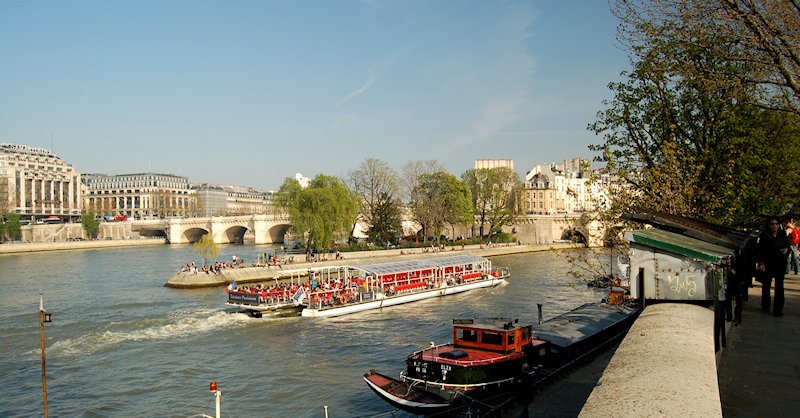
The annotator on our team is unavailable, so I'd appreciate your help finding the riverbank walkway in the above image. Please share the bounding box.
[576,273,800,417]
[717,272,800,417]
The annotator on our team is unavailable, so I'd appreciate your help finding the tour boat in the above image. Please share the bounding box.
[364,299,640,415]
[226,254,510,318]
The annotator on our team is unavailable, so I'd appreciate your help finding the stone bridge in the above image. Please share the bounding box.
[133,214,292,244]
[132,212,606,247]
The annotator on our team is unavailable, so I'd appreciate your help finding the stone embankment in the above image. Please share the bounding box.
[0,237,166,255]
[164,243,579,288]
[578,303,722,417]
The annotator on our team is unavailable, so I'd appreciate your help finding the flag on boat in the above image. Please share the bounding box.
[227,280,237,291]
[292,287,307,305]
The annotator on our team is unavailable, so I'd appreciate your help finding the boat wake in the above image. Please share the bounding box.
[42,308,252,357]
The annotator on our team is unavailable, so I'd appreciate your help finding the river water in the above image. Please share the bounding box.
[0,245,609,417]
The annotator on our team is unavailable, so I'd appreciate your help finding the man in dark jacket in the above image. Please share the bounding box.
[756,216,791,317]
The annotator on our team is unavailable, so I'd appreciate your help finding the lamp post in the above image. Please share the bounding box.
[39,295,52,418]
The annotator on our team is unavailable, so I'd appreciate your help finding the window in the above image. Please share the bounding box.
[458,329,478,342]
[481,331,503,346]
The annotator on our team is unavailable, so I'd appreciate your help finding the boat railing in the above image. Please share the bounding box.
[307,286,363,310]
[414,346,518,367]
[490,267,511,278]
[400,372,516,391]
[227,287,297,306]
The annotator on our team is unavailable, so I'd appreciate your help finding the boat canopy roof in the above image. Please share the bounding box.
[624,228,733,264]
[355,254,489,276]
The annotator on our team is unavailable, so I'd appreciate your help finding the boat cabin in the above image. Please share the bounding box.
[451,319,533,354]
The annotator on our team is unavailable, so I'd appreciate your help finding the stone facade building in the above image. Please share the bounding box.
[192,183,272,216]
[0,142,82,222]
[523,158,599,215]
[83,173,195,220]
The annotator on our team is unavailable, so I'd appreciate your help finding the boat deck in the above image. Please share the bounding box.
[419,345,525,366]
[534,302,638,351]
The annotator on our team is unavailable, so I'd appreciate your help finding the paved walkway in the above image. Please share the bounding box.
[718,272,800,417]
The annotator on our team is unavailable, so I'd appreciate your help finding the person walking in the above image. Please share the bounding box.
[756,216,791,317]
[783,218,799,274]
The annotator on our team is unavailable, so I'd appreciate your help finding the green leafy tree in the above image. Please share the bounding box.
[366,192,404,245]
[81,210,101,238]
[2,212,21,241]
[193,233,219,266]
[591,1,800,224]
[411,171,471,243]
[613,0,800,116]
[462,167,522,239]
[274,174,360,251]
[348,158,402,244]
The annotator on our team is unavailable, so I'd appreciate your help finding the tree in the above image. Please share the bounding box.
[2,212,21,242]
[193,233,219,266]
[591,1,800,224]
[462,168,522,239]
[81,210,101,238]
[612,0,800,115]
[411,171,472,243]
[347,158,401,243]
[401,160,445,205]
[273,174,360,251]
[366,192,404,245]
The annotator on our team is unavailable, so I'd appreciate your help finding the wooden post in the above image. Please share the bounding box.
[638,267,646,309]
[39,298,49,418]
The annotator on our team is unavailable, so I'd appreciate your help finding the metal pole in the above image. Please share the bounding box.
[40,308,48,418]
[215,390,221,418]
[537,303,543,325]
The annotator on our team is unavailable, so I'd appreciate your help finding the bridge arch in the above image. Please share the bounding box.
[268,224,291,243]
[561,228,588,245]
[182,227,209,243]
[221,225,252,244]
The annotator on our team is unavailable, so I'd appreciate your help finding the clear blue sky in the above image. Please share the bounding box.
[0,0,629,191]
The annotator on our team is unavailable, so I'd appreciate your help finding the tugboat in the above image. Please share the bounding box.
[364,317,543,414]
[364,297,640,415]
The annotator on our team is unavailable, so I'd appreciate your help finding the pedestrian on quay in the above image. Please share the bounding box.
[756,216,791,317]
[783,218,799,274]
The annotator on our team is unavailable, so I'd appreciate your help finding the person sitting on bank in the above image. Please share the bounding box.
[756,216,791,317]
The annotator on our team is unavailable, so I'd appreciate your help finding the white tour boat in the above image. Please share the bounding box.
[226,253,510,318]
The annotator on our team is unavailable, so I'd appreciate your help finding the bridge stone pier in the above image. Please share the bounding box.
[505,214,605,247]
[135,214,292,244]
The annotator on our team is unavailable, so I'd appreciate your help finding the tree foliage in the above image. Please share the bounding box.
[274,174,360,250]
[462,167,522,238]
[613,0,800,115]
[366,192,404,245]
[591,0,800,225]
[401,160,445,205]
[193,233,219,266]
[0,212,21,242]
[348,158,402,243]
[81,210,100,238]
[410,171,472,243]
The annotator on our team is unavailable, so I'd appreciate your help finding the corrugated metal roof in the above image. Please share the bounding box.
[356,254,488,276]
[624,228,733,264]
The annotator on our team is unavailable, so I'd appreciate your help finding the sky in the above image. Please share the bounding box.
[0,0,629,191]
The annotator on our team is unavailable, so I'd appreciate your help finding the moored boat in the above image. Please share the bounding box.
[364,296,640,414]
[226,254,509,318]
